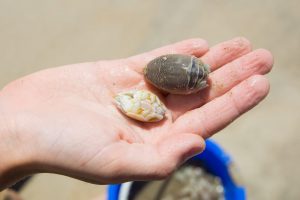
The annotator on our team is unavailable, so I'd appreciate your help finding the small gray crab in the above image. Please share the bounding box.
[144,54,210,95]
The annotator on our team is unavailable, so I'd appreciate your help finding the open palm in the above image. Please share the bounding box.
[0,37,272,188]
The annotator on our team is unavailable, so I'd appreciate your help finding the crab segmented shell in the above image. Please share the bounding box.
[144,54,210,94]
[114,90,167,122]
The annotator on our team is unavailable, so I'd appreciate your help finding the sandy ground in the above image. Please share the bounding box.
[0,0,299,199]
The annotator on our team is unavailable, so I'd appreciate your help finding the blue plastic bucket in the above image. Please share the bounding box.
[108,139,246,200]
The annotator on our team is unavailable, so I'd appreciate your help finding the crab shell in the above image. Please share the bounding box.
[114,90,166,122]
[144,54,210,95]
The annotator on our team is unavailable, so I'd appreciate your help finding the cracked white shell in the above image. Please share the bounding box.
[114,90,167,122]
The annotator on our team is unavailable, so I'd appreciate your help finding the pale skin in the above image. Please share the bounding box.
[0,37,273,190]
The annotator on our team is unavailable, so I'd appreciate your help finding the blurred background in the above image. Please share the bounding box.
[0,0,299,199]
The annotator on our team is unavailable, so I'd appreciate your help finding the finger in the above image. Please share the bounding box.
[201,37,252,71]
[171,75,270,139]
[157,133,205,168]
[128,38,209,72]
[167,49,273,116]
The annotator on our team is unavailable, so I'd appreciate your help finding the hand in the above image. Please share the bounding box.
[0,37,273,189]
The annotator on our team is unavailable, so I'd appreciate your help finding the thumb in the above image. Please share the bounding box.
[158,133,206,168]
[101,133,205,182]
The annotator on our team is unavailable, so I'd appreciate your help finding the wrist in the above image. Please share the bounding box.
[0,115,35,190]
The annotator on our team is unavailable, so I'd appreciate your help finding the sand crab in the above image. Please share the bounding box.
[144,54,210,95]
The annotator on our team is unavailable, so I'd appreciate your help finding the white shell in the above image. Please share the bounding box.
[114,90,167,122]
